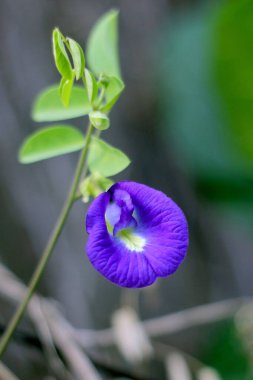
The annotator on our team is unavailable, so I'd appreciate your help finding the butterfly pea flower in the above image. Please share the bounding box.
[86,181,188,288]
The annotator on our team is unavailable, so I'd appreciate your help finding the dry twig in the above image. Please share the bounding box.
[0,262,250,379]
[0,264,101,380]
[0,361,19,380]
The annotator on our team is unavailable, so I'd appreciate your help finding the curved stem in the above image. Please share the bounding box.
[0,123,94,358]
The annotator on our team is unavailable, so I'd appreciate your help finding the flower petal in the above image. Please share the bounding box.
[85,181,188,288]
[111,181,188,277]
[86,192,110,234]
[86,226,156,287]
[109,188,137,235]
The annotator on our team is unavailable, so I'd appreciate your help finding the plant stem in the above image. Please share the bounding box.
[0,123,94,358]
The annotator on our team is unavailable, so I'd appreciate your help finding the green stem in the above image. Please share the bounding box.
[0,123,94,358]
[95,86,106,109]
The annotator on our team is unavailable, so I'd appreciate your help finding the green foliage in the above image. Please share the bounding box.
[85,69,98,105]
[32,85,91,122]
[214,0,253,160]
[52,28,72,79]
[201,321,252,380]
[157,5,253,206]
[87,9,121,78]
[59,73,75,107]
[88,137,130,176]
[80,173,114,203]
[101,76,125,113]
[22,10,126,170]
[19,126,85,163]
[68,38,85,80]
[89,111,110,130]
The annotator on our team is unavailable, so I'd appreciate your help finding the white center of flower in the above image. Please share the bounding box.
[117,228,146,252]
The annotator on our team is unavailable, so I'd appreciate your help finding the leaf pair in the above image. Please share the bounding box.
[32,85,91,122]
[53,29,85,106]
[53,9,120,83]
[53,9,121,110]
[19,9,130,179]
[32,78,124,123]
[19,128,130,177]
[53,29,85,81]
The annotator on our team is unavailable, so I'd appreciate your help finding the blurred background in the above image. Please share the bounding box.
[1,0,253,379]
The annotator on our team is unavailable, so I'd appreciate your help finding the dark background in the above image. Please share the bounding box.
[1,0,253,378]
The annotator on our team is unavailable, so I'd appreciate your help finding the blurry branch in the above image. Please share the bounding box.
[235,303,253,374]
[29,298,70,379]
[153,342,222,380]
[0,361,19,380]
[0,262,251,378]
[164,349,222,380]
[111,307,153,363]
[162,341,221,380]
[196,367,222,380]
[144,297,249,336]
[74,297,250,348]
[153,341,205,372]
[0,264,101,380]
[45,305,102,380]
[165,352,192,380]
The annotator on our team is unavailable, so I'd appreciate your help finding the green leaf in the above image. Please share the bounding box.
[68,38,85,80]
[87,9,121,78]
[80,173,114,203]
[201,321,250,380]
[52,28,72,79]
[89,111,110,130]
[214,0,253,160]
[19,125,85,164]
[85,68,98,105]
[59,73,75,107]
[96,175,114,192]
[157,6,253,207]
[101,76,125,112]
[32,85,92,122]
[88,137,130,176]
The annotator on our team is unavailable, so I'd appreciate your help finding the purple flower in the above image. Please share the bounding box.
[86,181,188,288]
